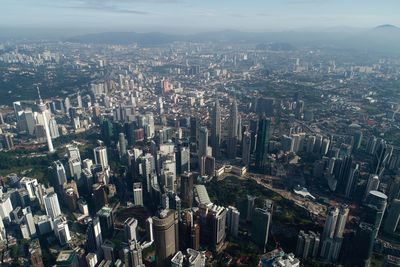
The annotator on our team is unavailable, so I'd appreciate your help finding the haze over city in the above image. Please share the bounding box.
[2,0,400,33]
[0,1,400,267]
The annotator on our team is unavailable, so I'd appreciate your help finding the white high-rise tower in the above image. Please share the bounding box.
[37,86,55,153]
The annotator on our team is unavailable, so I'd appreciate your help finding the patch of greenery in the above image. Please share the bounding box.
[206,176,313,226]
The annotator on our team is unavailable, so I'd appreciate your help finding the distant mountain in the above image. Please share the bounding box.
[65,25,400,54]
[67,31,181,45]
[375,24,400,30]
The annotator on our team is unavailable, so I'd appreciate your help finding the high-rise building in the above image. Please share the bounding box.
[52,160,67,187]
[23,206,36,237]
[56,250,79,267]
[44,192,61,219]
[86,253,98,267]
[101,119,113,145]
[53,216,71,245]
[320,205,349,262]
[180,172,194,208]
[364,175,380,200]
[353,131,363,151]
[384,199,400,236]
[69,158,82,186]
[246,195,256,221]
[190,117,198,144]
[77,92,83,109]
[211,99,221,158]
[227,99,239,159]
[251,204,272,253]
[190,223,200,250]
[295,230,320,259]
[67,145,81,161]
[344,163,359,198]
[0,133,14,150]
[353,222,375,267]
[200,155,215,177]
[48,118,60,139]
[282,135,294,153]
[197,204,227,252]
[255,118,271,172]
[139,153,155,193]
[146,217,154,243]
[124,217,138,242]
[92,183,108,212]
[152,209,179,267]
[94,146,109,171]
[198,127,208,160]
[0,193,13,222]
[242,131,252,167]
[133,182,143,206]
[86,217,103,253]
[171,249,205,267]
[119,133,127,158]
[37,87,55,153]
[227,206,240,237]
[102,240,116,263]
[123,241,145,267]
[389,177,400,203]
[97,206,115,233]
[365,190,388,237]
[176,145,190,175]
[334,205,349,238]
[179,211,192,250]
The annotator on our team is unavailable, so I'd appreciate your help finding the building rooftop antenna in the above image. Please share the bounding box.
[36,85,43,104]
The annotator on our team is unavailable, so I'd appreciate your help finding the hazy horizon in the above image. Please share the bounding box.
[2,0,400,35]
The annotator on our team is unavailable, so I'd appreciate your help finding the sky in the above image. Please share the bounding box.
[2,0,400,33]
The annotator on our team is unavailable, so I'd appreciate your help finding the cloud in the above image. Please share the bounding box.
[66,4,151,15]
[21,0,180,15]
[286,0,328,5]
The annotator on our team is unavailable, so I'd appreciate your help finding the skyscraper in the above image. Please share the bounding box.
[124,217,138,242]
[211,99,221,158]
[119,132,127,158]
[255,118,271,172]
[86,217,103,253]
[198,127,208,160]
[153,209,179,267]
[227,206,240,237]
[320,205,349,262]
[94,146,109,171]
[197,204,227,252]
[44,192,61,219]
[353,222,375,267]
[101,119,113,145]
[227,99,238,159]
[242,131,251,167]
[133,182,143,206]
[365,190,388,237]
[52,160,67,187]
[180,172,194,208]
[364,175,380,200]
[190,117,198,144]
[53,216,71,245]
[384,199,400,236]
[251,206,272,253]
[37,86,55,153]
[77,92,83,109]
[295,230,320,259]
[123,241,145,267]
[69,158,82,186]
